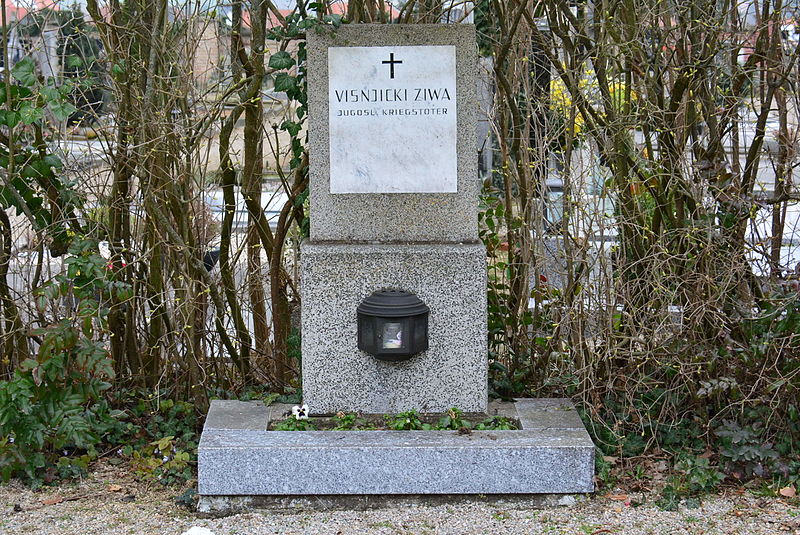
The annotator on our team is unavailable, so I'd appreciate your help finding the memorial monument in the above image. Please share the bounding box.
[197,24,594,512]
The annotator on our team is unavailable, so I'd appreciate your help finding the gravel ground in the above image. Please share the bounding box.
[1,462,798,535]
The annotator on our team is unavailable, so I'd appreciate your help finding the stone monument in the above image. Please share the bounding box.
[301,23,487,414]
[197,24,595,511]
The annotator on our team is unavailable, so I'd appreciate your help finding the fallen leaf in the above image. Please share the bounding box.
[602,456,619,464]
[41,497,63,506]
[607,493,629,501]
[779,485,797,498]
[107,484,123,493]
[63,493,94,502]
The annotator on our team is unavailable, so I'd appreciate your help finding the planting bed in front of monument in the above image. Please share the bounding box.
[268,406,519,431]
[196,398,595,514]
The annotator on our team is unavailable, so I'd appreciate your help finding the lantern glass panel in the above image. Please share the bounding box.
[381,322,404,349]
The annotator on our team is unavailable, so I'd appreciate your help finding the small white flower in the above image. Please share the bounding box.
[162,456,170,463]
[291,404,309,420]
[8,437,14,444]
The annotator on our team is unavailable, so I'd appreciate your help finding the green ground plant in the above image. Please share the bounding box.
[656,455,726,511]
[272,408,519,432]
[332,412,374,430]
[130,435,192,485]
[0,239,131,484]
[274,418,317,431]
[385,410,431,430]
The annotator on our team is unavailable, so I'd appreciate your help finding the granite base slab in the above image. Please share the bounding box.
[197,398,595,512]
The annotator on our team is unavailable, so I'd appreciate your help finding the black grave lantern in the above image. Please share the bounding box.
[357,289,429,362]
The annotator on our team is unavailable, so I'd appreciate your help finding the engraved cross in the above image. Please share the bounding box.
[382,53,402,79]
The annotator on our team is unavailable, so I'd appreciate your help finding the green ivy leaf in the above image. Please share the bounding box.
[11,58,37,87]
[273,73,296,93]
[48,100,78,122]
[43,154,63,169]
[323,14,343,27]
[18,104,43,125]
[40,86,59,103]
[0,187,13,208]
[281,120,301,137]
[268,51,295,70]
[57,83,73,98]
[21,159,55,180]
[0,110,20,128]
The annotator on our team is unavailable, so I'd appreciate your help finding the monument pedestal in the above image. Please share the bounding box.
[301,241,487,414]
[197,398,595,514]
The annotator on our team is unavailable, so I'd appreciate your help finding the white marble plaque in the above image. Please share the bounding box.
[328,45,457,194]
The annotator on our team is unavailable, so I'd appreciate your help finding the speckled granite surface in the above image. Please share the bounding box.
[300,242,487,414]
[197,399,595,496]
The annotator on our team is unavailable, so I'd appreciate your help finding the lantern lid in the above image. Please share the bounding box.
[356,289,430,318]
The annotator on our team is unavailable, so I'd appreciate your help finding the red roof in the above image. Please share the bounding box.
[260,2,398,29]
[3,1,62,21]
[4,1,30,20]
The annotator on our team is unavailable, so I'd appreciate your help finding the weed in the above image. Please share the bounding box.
[656,455,725,510]
[491,510,509,521]
[716,419,780,478]
[332,412,373,430]
[474,416,517,430]
[130,435,192,485]
[385,410,432,430]
[104,392,198,485]
[175,488,198,509]
[438,408,472,430]
[273,418,317,431]
[594,453,617,489]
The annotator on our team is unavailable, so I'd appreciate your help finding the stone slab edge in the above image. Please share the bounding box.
[198,399,595,497]
[307,23,480,243]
